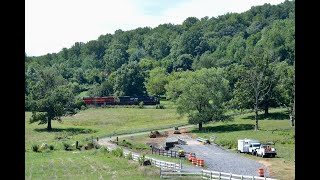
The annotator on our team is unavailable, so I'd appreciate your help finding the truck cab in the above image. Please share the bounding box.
[248,142,261,155]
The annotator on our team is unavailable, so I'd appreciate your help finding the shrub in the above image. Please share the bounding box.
[155,104,165,109]
[139,102,144,109]
[81,105,87,110]
[49,145,54,150]
[138,154,146,166]
[32,144,39,152]
[62,142,72,151]
[111,147,124,157]
[100,146,110,154]
[126,152,133,160]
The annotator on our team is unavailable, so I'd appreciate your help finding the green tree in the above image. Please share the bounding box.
[30,86,76,131]
[113,61,146,96]
[166,68,230,130]
[234,47,275,130]
[274,61,295,126]
[145,67,169,96]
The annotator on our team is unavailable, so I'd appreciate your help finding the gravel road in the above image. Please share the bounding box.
[178,142,270,177]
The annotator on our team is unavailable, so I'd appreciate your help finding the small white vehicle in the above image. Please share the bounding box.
[237,139,261,155]
[256,142,277,158]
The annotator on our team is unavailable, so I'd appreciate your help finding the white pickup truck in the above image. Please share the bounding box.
[255,143,277,158]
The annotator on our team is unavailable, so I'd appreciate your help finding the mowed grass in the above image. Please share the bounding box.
[26,106,187,148]
[25,105,187,179]
[191,108,295,179]
[25,150,160,180]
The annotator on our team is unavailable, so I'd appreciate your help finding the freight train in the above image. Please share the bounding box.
[82,96,160,107]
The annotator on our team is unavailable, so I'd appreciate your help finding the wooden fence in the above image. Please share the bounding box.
[160,169,278,180]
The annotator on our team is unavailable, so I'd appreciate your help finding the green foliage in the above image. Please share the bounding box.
[111,147,124,157]
[113,61,146,96]
[145,67,169,96]
[166,68,230,130]
[126,152,133,160]
[155,104,165,109]
[138,154,146,166]
[32,144,40,152]
[138,101,144,109]
[62,142,72,151]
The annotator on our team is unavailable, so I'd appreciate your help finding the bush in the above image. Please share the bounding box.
[100,146,110,154]
[111,147,124,157]
[126,152,133,160]
[155,104,165,109]
[32,144,39,152]
[138,154,146,166]
[139,102,144,109]
[49,145,54,150]
[62,142,72,151]
[81,105,87,110]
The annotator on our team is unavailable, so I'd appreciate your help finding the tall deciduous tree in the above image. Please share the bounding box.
[274,61,295,126]
[30,86,76,131]
[234,47,275,130]
[113,61,145,96]
[28,68,77,131]
[166,68,230,130]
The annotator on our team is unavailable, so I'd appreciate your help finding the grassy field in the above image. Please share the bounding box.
[25,104,294,179]
[25,150,160,180]
[25,106,187,148]
[25,103,187,179]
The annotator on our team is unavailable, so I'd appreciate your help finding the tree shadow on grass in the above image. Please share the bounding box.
[243,112,290,120]
[190,124,255,133]
[34,127,97,135]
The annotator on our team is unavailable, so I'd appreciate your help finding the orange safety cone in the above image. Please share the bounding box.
[192,158,197,165]
[197,159,204,167]
[258,168,264,177]
[188,154,193,161]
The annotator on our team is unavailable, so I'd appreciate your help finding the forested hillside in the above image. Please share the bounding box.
[25,0,294,130]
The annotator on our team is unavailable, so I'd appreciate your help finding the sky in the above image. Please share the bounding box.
[25,0,286,57]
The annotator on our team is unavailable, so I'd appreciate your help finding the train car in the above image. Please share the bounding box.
[83,96,160,107]
[137,96,160,105]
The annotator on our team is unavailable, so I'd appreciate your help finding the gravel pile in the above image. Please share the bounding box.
[179,143,270,177]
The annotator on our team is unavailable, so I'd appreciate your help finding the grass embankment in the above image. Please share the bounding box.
[192,108,295,180]
[25,102,187,179]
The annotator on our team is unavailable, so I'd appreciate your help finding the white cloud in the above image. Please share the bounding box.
[25,0,286,56]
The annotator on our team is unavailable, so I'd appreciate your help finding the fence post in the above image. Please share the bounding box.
[210,171,212,180]
[229,173,232,180]
[219,172,221,179]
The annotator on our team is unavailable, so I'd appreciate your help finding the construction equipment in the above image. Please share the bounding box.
[178,150,185,157]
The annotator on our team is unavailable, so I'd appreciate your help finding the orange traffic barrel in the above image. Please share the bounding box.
[258,168,264,177]
[197,159,204,167]
[191,158,197,165]
[188,154,193,161]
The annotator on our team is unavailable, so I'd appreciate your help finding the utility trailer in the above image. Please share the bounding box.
[237,139,261,155]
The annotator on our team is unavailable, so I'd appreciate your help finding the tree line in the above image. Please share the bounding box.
[25,0,295,131]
